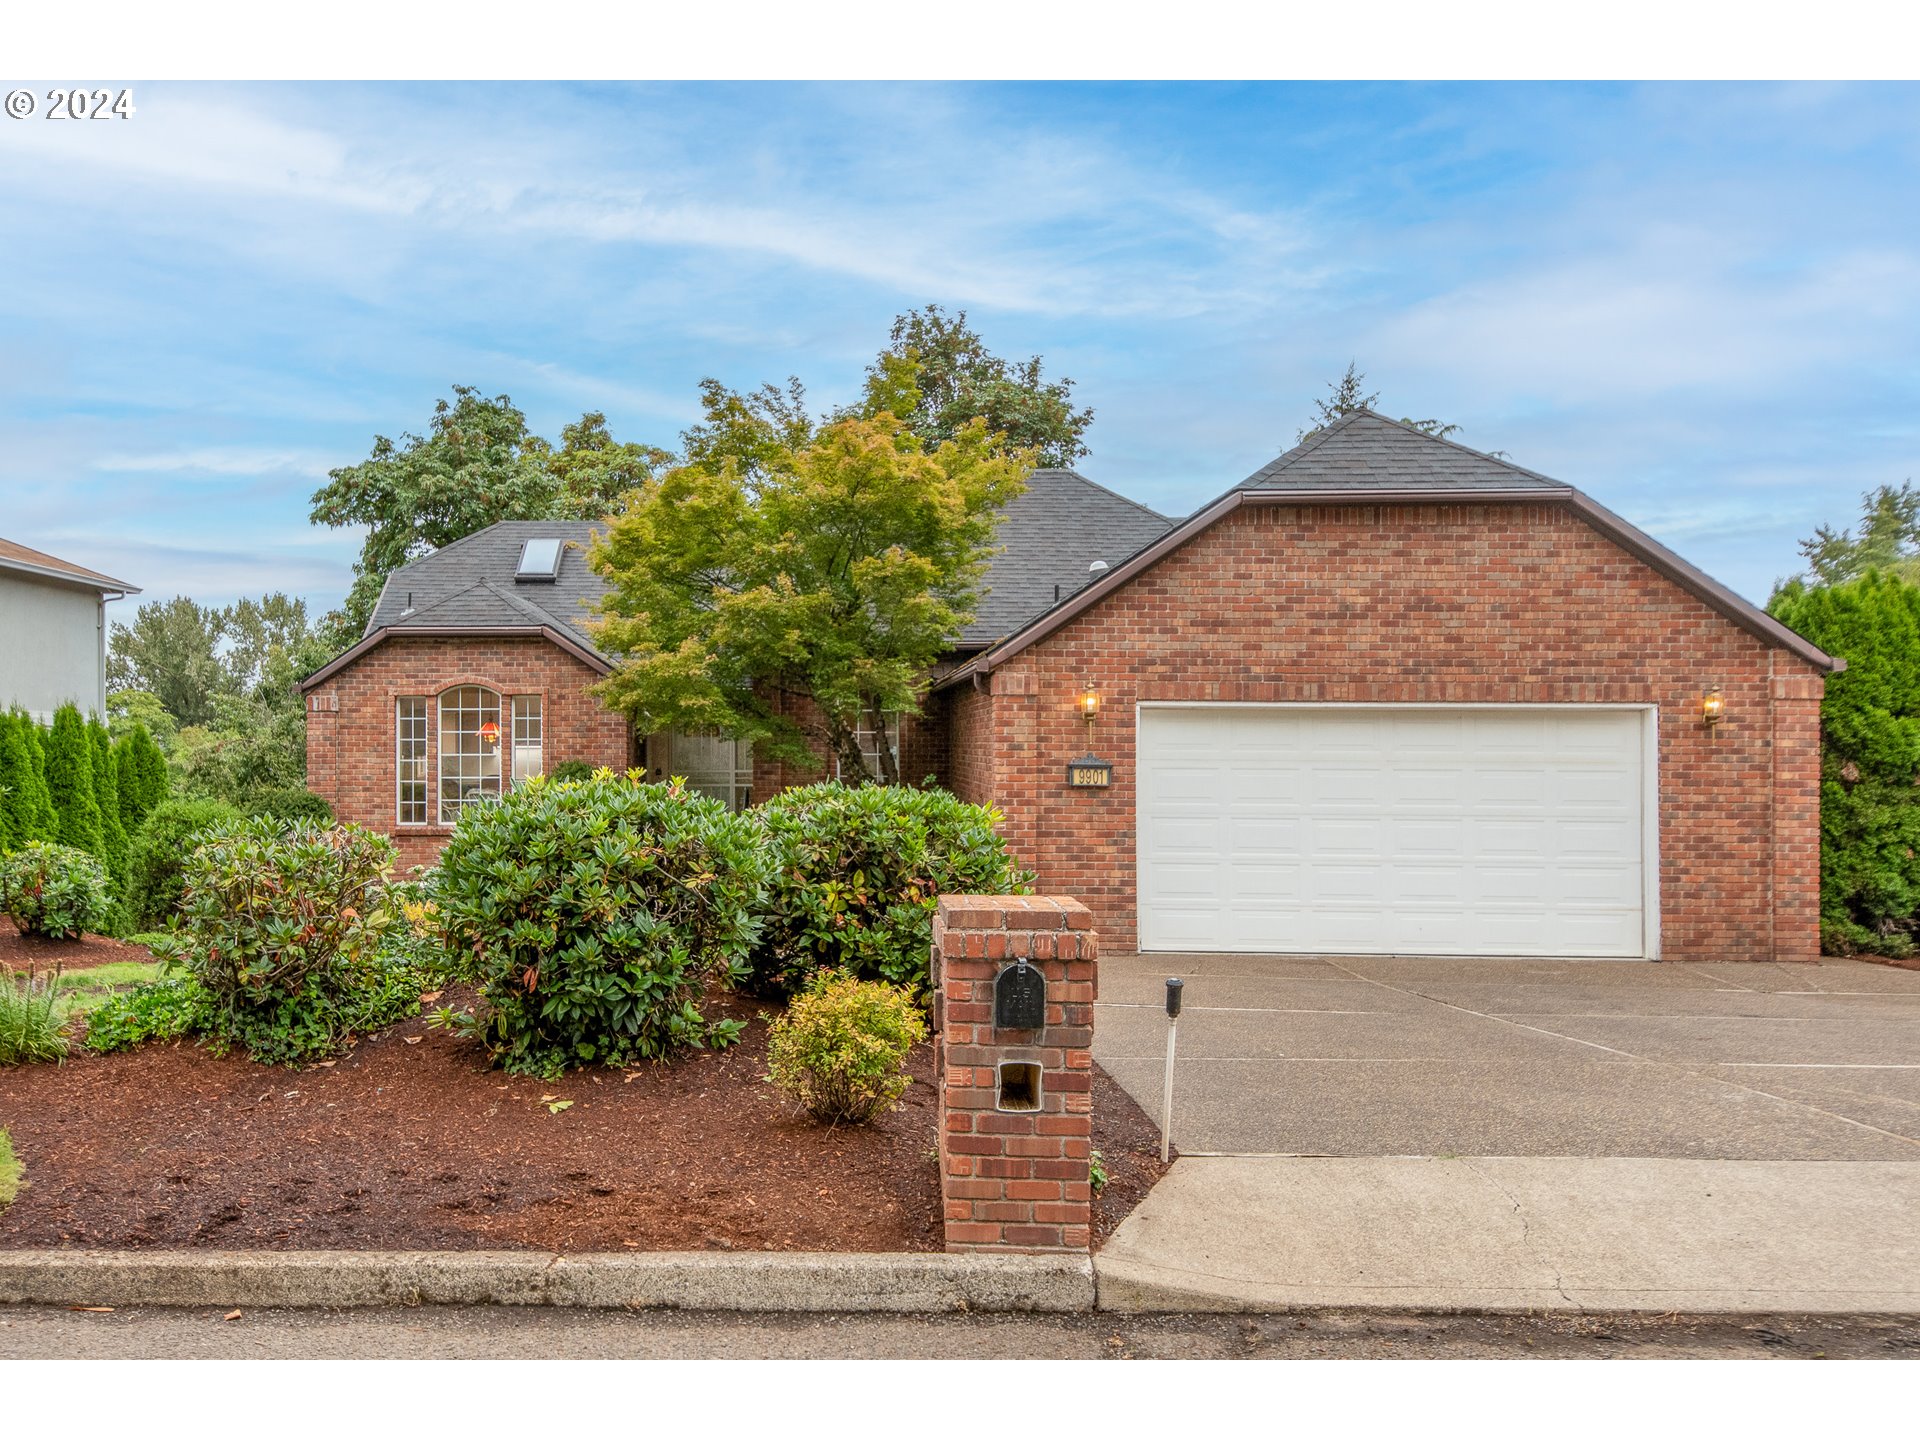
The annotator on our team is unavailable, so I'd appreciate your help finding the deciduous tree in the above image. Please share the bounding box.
[591,392,1029,783]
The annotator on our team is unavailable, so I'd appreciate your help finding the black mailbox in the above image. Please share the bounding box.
[993,957,1047,1031]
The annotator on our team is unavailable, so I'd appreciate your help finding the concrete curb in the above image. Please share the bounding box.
[0,1250,1095,1313]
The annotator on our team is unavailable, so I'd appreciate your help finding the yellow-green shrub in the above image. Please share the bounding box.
[764,971,926,1124]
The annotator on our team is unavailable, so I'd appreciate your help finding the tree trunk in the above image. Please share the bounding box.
[823,714,871,784]
[869,704,900,785]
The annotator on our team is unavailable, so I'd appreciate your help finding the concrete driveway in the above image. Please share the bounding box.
[1092,953,1920,1311]
[1095,952,1920,1158]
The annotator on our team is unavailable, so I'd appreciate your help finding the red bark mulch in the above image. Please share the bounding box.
[0,918,158,974]
[0,986,1169,1254]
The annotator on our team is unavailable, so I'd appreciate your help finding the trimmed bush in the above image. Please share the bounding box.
[431,773,768,1077]
[1,962,70,1065]
[1770,573,1920,954]
[128,796,245,929]
[0,842,115,940]
[764,971,926,1124]
[746,782,1032,998]
[244,788,335,826]
[156,819,424,1065]
[547,760,595,784]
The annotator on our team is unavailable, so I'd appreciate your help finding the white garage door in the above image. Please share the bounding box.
[1137,706,1653,958]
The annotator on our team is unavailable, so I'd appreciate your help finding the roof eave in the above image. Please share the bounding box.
[299,624,612,692]
[0,556,141,596]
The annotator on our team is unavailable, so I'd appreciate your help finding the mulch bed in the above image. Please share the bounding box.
[0,987,1168,1254]
[0,919,157,973]
[1855,953,1920,972]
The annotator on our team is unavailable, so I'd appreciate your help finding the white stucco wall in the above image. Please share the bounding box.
[0,571,108,721]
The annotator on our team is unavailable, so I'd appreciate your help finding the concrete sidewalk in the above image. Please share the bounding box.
[1097,1155,1920,1313]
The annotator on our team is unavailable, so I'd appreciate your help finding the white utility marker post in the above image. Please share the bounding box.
[1160,976,1184,1164]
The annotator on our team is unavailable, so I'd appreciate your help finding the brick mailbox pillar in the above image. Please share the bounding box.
[933,895,1098,1253]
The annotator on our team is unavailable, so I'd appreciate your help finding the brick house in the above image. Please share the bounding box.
[303,411,1838,960]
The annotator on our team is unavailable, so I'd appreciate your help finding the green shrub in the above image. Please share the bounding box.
[244,788,335,826]
[764,971,926,1123]
[0,712,54,851]
[1,962,70,1065]
[0,842,115,939]
[127,796,244,929]
[156,818,420,1065]
[1771,574,1920,954]
[83,975,211,1054]
[430,773,768,1077]
[88,718,132,910]
[747,782,1032,998]
[43,705,104,858]
[113,724,169,834]
[547,760,595,784]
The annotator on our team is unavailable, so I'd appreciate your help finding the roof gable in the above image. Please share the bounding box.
[942,411,1838,678]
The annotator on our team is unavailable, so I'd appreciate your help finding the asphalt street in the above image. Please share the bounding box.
[2,1304,1915,1359]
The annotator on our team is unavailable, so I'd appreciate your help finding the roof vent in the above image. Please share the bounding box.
[515,537,563,583]
[1088,559,1110,577]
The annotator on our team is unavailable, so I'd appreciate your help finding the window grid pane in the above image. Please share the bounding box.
[511,694,543,783]
[438,686,502,824]
[396,697,428,825]
[837,714,902,783]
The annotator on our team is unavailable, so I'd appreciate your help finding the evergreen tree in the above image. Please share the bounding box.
[112,724,167,833]
[89,717,132,894]
[0,713,41,850]
[1769,573,1920,954]
[8,710,58,843]
[44,704,104,858]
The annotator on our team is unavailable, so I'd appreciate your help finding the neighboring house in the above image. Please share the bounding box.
[302,412,1838,962]
[0,536,140,722]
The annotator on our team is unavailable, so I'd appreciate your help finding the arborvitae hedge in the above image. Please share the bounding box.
[114,724,168,832]
[89,717,132,898]
[15,712,59,842]
[1769,572,1920,955]
[43,704,104,859]
[0,713,49,850]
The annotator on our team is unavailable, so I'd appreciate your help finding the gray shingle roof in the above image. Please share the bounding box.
[960,469,1176,647]
[359,477,1175,657]
[1237,410,1567,494]
[367,521,609,654]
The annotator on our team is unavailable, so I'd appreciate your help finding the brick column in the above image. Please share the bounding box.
[933,895,1097,1253]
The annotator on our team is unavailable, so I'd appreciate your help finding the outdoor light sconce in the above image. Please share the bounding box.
[1700,688,1725,739]
[1066,680,1115,789]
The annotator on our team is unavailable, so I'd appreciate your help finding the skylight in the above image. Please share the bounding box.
[515,537,563,582]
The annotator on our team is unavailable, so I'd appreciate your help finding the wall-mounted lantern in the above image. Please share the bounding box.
[1079,681,1101,730]
[1701,687,1725,739]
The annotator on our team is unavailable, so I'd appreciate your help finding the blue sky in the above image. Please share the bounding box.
[2,80,1917,617]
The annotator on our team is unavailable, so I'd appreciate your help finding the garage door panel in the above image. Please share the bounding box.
[1138,707,1650,958]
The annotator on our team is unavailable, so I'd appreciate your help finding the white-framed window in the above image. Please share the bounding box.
[511,694,543,783]
[838,713,903,783]
[657,729,753,811]
[396,696,428,825]
[438,685,503,824]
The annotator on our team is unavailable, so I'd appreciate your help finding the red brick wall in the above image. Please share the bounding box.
[957,501,1826,961]
[305,635,630,870]
[934,895,1096,1253]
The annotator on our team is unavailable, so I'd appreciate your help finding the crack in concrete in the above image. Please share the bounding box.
[1456,1158,1579,1310]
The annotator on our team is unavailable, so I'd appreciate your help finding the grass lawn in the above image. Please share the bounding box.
[54,962,163,1017]
[0,1128,19,1209]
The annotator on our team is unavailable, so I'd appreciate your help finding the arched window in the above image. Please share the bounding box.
[438,685,502,823]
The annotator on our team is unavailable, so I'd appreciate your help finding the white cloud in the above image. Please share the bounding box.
[93,447,338,478]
